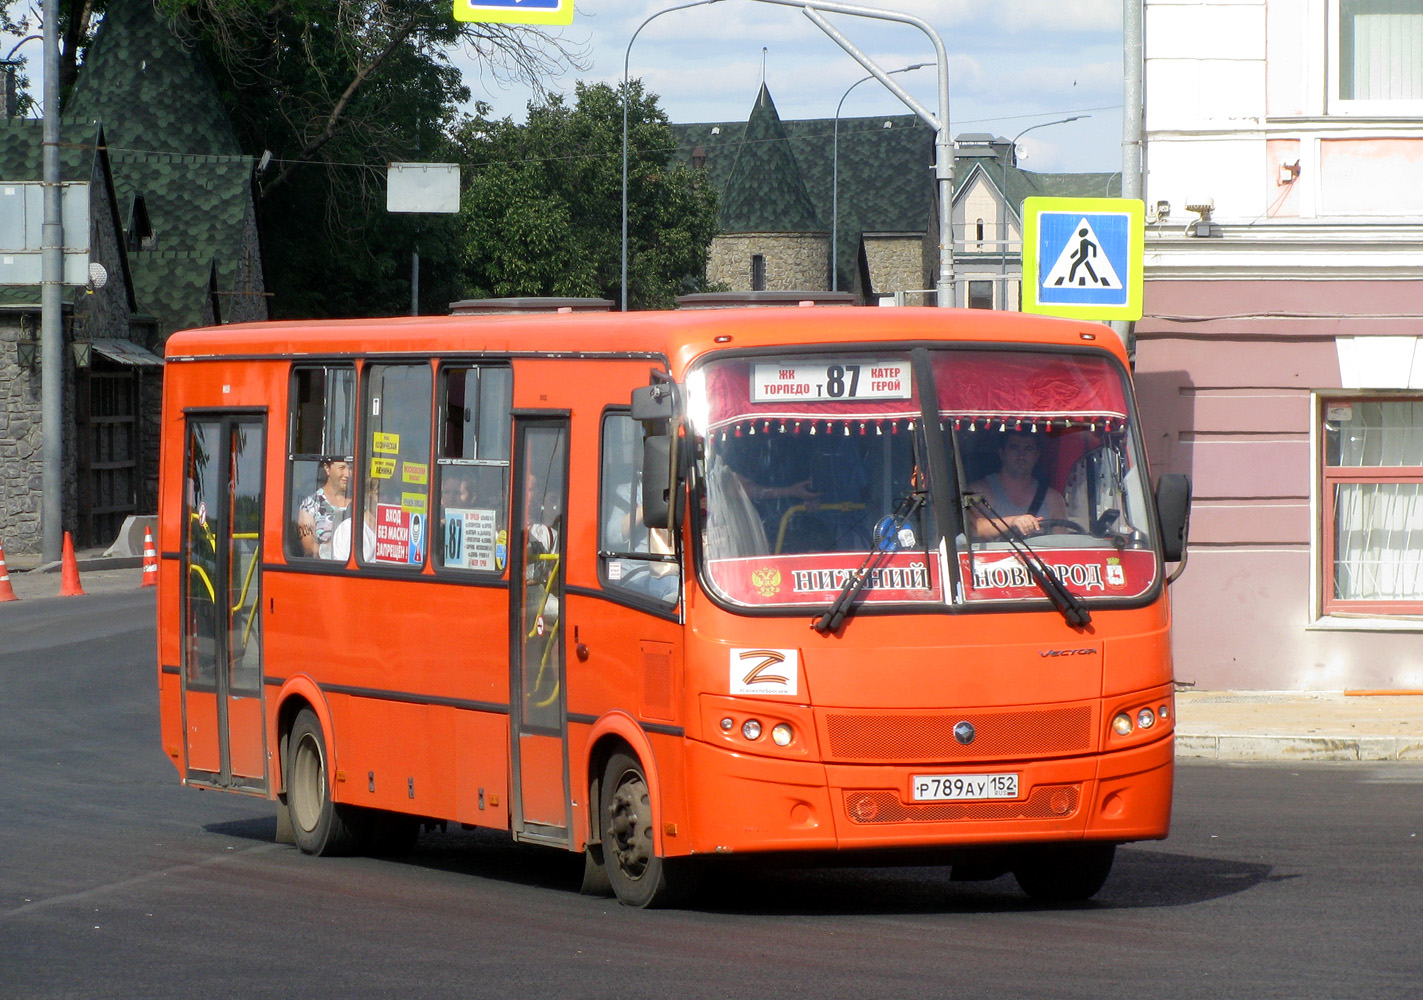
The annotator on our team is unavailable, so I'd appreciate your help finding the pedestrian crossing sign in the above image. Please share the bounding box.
[1021,197,1144,321]
[453,0,573,25]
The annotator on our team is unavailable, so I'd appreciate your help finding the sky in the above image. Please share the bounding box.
[4,0,1126,174]
[452,0,1127,174]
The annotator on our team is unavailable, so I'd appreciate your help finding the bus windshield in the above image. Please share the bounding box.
[688,347,1160,612]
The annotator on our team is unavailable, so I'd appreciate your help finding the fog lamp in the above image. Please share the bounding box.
[1112,713,1133,736]
[742,719,762,740]
[771,723,793,747]
[1137,708,1156,730]
[720,717,735,731]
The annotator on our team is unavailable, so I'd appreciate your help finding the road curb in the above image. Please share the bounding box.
[1178,733,1423,761]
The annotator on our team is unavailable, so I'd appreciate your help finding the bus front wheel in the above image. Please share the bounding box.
[599,752,697,908]
[1012,842,1116,902]
[286,708,360,856]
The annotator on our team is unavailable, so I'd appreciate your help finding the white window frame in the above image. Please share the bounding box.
[1328,0,1423,116]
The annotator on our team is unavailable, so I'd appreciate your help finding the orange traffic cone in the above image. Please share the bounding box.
[140,526,158,588]
[59,532,86,597]
[0,540,18,602]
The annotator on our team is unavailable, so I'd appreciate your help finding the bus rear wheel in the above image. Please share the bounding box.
[600,752,697,908]
[1012,842,1116,902]
[286,708,360,856]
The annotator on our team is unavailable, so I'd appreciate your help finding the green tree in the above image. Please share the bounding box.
[455,80,719,311]
[149,0,586,318]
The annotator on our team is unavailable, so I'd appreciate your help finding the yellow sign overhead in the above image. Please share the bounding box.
[453,0,574,25]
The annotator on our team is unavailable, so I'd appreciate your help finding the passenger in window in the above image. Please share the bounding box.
[332,476,380,562]
[967,431,1067,539]
[297,458,352,559]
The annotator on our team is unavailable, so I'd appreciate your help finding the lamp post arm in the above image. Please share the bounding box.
[622,0,726,312]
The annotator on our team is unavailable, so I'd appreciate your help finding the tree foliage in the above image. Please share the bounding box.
[454,81,719,311]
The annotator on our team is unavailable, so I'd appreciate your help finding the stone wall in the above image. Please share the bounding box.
[863,235,933,305]
[0,311,79,555]
[708,233,830,292]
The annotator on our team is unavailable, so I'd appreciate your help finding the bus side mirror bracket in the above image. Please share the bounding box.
[1155,473,1191,580]
[633,377,685,531]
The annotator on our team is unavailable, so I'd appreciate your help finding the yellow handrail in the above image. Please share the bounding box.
[774,502,867,553]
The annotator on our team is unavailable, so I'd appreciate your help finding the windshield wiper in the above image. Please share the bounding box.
[812,491,925,635]
[964,495,1092,628]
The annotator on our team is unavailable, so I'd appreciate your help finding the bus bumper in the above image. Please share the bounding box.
[680,735,1173,857]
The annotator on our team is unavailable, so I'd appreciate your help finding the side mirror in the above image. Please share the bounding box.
[641,434,684,530]
[631,382,675,427]
[1155,473,1191,565]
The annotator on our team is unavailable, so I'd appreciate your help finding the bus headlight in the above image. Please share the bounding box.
[742,719,762,740]
[1112,713,1133,736]
[720,717,735,731]
[771,723,793,747]
[1137,708,1156,730]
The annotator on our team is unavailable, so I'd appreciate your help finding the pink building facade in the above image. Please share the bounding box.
[1136,0,1423,690]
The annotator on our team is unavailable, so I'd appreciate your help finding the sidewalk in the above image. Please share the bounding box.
[4,554,1422,762]
[3,549,148,599]
[1175,689,1423,762]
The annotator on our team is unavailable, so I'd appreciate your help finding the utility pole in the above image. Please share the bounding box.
[40,0,63,563]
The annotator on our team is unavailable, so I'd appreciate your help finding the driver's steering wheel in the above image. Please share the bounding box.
[1036,518,1088,534]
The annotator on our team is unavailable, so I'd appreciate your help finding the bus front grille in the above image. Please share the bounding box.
[842,785,1081,824]
[822,705,1094,762]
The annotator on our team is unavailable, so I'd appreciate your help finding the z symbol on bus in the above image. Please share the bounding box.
[730,648,798,697]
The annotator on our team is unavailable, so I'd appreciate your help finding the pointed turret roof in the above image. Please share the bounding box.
[717,84,823,233]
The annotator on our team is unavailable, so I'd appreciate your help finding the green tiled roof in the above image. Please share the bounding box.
[64,0,254,338]
[0,118,102,181]
[673,91,936,289]
[714,85,823,234]
[67,0,240,157]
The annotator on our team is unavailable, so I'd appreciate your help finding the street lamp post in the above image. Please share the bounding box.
[998,115,1085,310]
[831,63,927,292]
[622,0,725,312]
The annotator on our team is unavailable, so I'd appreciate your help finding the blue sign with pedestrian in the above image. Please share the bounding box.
[1021,197,1144,321]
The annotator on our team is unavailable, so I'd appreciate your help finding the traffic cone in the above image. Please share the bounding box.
[59,532,86,597]
[0,540,18,602]
[140,526,158,588]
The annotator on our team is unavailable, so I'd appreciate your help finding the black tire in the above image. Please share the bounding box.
[600,751,698,908]
[1012,843,1116,902]
[285,708,360,856]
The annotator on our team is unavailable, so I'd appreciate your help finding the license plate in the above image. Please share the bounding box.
[911,773,1019,802]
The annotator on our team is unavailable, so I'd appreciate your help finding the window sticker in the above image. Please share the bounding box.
[443,507,500,571]
[373,503,424,564]
[402,462,428,485]
[370,456,396,479]
[373,431,400,454]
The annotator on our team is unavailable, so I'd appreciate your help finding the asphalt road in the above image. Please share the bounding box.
[2,591,1421,999]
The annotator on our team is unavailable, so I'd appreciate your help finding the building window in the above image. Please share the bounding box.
[1321,398,1423,614]
[1331,0,1423,112]
[976,218,985,248]
[968,280,993,310]
[751,254,767,291]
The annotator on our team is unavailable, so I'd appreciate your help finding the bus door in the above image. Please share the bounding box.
[509,417,571,843]
[179,414,268,793]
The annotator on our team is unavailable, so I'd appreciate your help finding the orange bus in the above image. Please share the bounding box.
[156,306,1190,907]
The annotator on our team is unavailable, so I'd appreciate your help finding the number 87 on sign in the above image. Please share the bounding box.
[453,0,573,24]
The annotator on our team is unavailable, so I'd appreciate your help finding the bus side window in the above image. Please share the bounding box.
[286,365,355,561]
[356,364,433,568]
[599,411,678,605]
[436,365,511,574]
